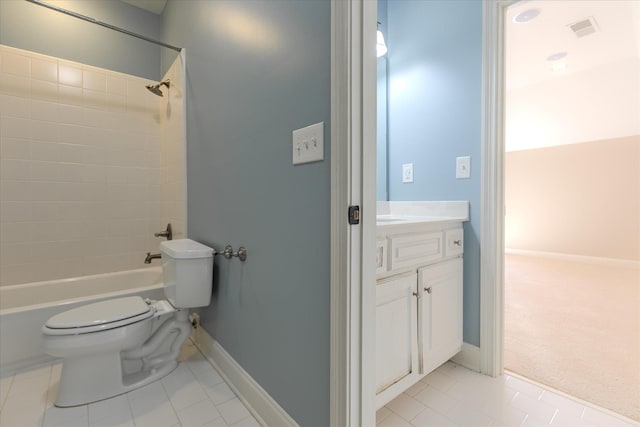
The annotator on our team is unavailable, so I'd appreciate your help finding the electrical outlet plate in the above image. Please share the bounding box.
[402,163,414,183]
[456,156,471,179]
[292,122,324,165]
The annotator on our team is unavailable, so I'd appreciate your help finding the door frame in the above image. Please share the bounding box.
[330,0,377,425]
[330,0,515,424]
[479,0,514,377]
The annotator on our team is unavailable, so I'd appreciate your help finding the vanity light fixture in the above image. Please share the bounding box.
[377,22,388,58]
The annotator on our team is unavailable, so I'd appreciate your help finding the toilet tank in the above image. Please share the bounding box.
[159,239,214,308]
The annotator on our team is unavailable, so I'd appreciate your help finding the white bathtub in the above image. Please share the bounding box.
[0,267,165,375]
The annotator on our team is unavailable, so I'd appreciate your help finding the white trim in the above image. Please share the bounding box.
[505,248,640,269]
[451,343,481,372]
[191,329,299,427]
[330,0,377,425]
[480,0,515,378]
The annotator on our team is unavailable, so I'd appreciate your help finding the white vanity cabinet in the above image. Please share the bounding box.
[419,257,463,375]
[375,272,419,403]
[375,207,466,409]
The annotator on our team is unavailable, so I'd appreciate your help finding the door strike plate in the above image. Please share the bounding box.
[348,205,360,225]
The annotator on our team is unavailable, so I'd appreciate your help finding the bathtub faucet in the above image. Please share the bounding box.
[144,252,161,264]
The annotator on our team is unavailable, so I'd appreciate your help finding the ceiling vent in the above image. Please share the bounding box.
[568,17,599,38]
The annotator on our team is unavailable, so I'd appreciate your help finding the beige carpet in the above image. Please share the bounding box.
[504,254,640,421]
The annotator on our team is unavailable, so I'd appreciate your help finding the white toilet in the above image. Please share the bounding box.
[42,239,214,407]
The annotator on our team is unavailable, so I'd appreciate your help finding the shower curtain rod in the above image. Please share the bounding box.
[25,0,182,52]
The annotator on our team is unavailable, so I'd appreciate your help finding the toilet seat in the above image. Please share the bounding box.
[43,296,154,336]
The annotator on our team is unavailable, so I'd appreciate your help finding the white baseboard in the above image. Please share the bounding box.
[505,248,640,269]
[191,327,299,427]
[451,343,481,372]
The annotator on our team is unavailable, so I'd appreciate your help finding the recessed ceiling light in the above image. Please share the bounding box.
[513,8,541,23]
[547,52,568,62]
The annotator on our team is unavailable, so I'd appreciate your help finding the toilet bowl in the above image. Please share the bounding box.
[41,239,214,407]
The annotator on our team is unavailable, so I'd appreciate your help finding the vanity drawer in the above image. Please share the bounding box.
[445,228,464,256]
[376,239,388,274]
[389,232,443,270]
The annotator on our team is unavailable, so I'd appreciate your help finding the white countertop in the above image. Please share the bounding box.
[376,201,469,231]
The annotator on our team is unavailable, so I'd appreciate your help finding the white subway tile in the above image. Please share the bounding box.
[1,158,31,180]
[1,116,31,139]
[58,124,86,145]
[0,201,31,222]
[1,137,31,159]
[82,107,105,128]
[0,73,30,97]
[80,164,106,183]
[30,181,62,201]
[0,242,32,266]
[105,93,126,112]
[106,74,127,96]
[1,52,30,76]
[58,63,82,87]
[1,221,32,243]
[31,120,60,143]
[31,161,61,182]
[83,89,106,110]
[31,58,58,83]
[31,79,58,103]
[58,84,83,106]
[57,104,85,126]
[30,221,61,242]
[58,143,84,163]
[29,202,59,221]
[31,99,59,122]
[0,180,31,201]
[31,141,60,162]
[1,94,30,118]
[0,263,36,286]
[82,70,106,92]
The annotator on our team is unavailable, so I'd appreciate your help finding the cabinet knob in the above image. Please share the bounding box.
[453,240,462,246]
[412,292,420,299]
[424,287,432,294]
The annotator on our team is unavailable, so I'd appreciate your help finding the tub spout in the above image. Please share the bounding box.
[144,253,161,264]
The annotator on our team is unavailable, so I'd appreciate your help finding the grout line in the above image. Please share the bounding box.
[506,369,637,424]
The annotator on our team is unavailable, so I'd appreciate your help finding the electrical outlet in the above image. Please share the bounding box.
[402,163,413,183]
[292,122,324,165]
[456,156,471,179]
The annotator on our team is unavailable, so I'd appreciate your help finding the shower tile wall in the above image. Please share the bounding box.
[0,44,170,286]
[159,53,186,240]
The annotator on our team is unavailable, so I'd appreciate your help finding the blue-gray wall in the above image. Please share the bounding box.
[0,0,161,80]
[161,1,331,425]
[386,0,482,346]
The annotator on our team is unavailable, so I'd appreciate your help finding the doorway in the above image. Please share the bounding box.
[503,1,640,421]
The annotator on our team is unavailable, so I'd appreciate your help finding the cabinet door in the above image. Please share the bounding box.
[419,258,462,375]
[376,272,419,394]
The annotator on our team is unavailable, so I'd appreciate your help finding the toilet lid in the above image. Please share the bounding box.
[45,296,152,330]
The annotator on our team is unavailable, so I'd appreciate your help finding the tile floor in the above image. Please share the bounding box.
[2,343,637,427]
[0,340,259,427]
[377,362,638,427]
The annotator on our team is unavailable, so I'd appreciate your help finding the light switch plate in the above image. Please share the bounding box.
[402,163,414,183]
[456,156,471,179]
[292,122,324,165]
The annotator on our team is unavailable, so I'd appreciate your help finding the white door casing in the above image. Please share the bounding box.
[331,0,512,424]
[330,0,377,425]
[480,0,513,377]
